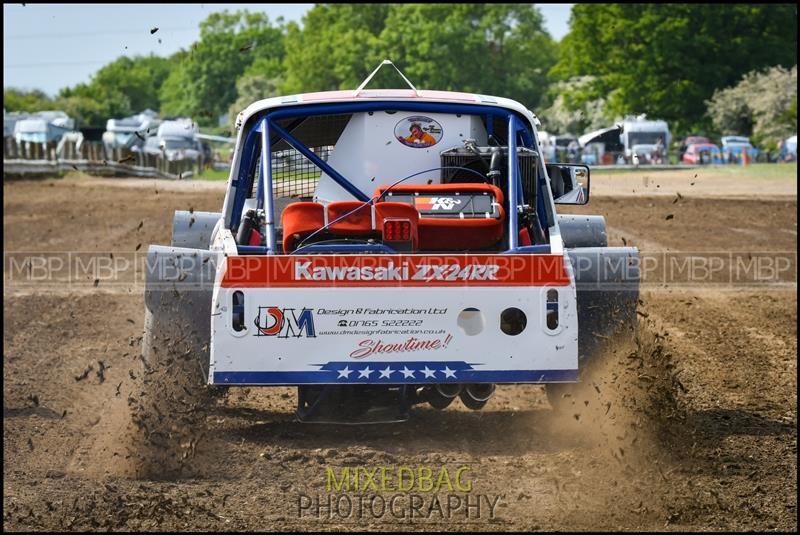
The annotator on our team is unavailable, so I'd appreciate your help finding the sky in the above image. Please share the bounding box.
[3,3,574,97]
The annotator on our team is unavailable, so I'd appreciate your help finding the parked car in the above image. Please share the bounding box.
[682,143,722,165]
[4,110,29,138]
[720,136,758,163]
[678,135,710,161]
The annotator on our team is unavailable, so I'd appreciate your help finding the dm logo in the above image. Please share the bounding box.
[255,307,316,338]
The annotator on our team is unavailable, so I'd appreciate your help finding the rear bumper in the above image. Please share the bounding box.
[209,253,580,386]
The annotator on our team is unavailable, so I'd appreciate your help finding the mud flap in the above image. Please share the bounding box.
[134,245,219,478]
[557,215,608,248]
[143,245,218,381]
[565,246,640,364]
[171,210,221,250]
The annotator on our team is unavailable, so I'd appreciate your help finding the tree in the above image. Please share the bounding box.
[707,65,797,148]
[160,10,285,125]
[3,87,53,112]
[157,51,194,118]
[280,4,557,110]
[228,73,282,126]
[57,81,131,126]
[55,55,172,125]
[539,76,612,135]
[90,55,171,113]
[378,4,556,109]
[552,4,798,134]
[280,4,391,94]
[3,88,53,112]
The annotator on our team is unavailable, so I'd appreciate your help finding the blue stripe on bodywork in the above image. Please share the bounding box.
[212,367,578,385]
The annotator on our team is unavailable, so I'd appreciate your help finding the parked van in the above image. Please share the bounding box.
[620,115,670,164]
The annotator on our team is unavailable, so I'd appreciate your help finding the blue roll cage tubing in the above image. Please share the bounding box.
[229,100,552,255]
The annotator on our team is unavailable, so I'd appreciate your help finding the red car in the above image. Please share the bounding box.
[683,136,710,146]
[682,143,722,165]
[679,136,710,158]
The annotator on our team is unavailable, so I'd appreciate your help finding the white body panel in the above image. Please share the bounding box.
[314,112,487,204]
[208,255,579,385]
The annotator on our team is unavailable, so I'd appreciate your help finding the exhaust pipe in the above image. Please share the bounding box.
[436,383,462,399]
[424,384,462,410]
[459,383,495,410]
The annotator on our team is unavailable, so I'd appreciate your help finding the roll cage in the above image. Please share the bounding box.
[225,100,557,256]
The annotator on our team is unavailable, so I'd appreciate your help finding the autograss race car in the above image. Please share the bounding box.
[143,61,639,424]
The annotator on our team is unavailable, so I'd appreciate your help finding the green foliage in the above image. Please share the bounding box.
[379,4,556,109]
[280,4,391,93]
[158,54,194,119]
[228,73,282,126]
[56,82,130,126]
[553,4,798,134]
[159,10,285,125]
[90,55,171,113]
[707,65,797,149]
[539,76,612,134]
[54,55,171,125]
[4,87,123,127]
[281,4,556,109]
[3,88,53,112]
[55,95,117,127]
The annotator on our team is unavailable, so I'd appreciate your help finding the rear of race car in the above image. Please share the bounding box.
[209,252,579,422]
[143,82,639,424]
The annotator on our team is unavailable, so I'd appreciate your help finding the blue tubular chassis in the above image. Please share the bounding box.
[228,101,553,256]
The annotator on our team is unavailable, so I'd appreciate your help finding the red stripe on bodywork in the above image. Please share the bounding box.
[220,254,570,288]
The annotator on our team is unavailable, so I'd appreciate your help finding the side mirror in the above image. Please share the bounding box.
[546,163,590,205]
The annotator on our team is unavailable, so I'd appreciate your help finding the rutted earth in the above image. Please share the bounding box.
[3,173,797,531]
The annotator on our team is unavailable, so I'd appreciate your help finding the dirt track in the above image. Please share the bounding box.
[3,173,797,531]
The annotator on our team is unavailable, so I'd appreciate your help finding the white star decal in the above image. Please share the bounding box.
[400,366,415,379]
[442,366,456,379]
[421,366,436,379]
[379,366,394,379]
[337,366,353,379]
[358,366,374,379]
